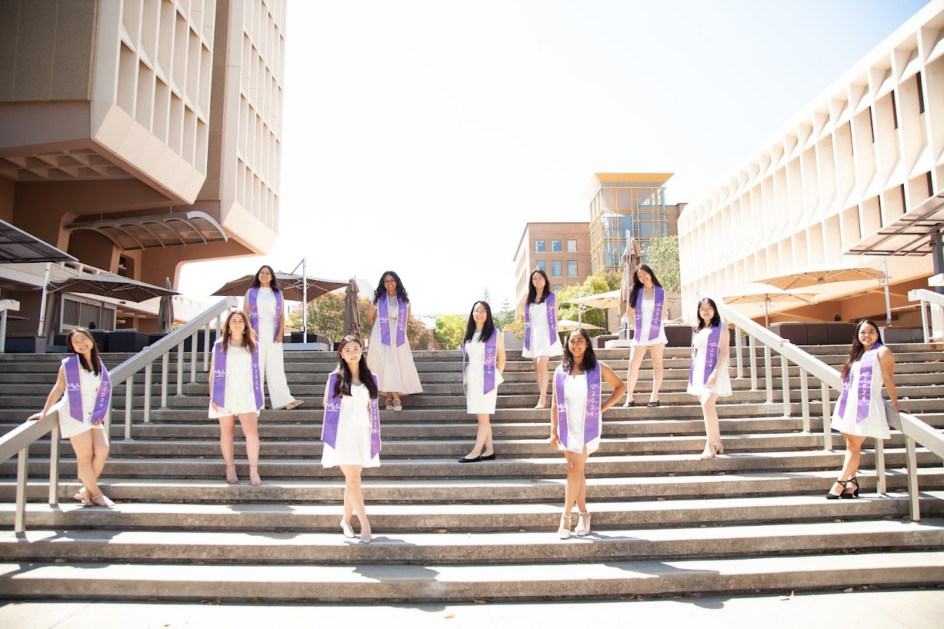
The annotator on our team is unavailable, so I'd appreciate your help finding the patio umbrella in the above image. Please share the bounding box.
[48,273,178,302]
[343,279,361,339]
[556,319,603,332]
[156,277,175,333]
[211,272,348,302]
[567,289,623,310]
[722,283,816,328]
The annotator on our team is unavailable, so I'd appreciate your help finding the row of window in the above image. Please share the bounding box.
[535,239,577,253]
[535,260,579,277]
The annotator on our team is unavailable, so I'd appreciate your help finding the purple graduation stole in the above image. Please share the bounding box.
[62,355,111,424]
[377,292,407,347]
[462,330,498,394]
[689,324,723,386]
[247,287,283,342]
[212,339,264,411]
[322,372,382,460]
[554,362,602,451]
[524,292,557,351]
[634,286,665,343]
[836,343,882,423]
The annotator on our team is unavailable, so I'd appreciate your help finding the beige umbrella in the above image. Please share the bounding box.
[156,277,175,334]
[567,289,622,310]
[758,264,884,290]
[343,279,361,340]
[723,283,816,328]
[48,273,178,302]
[556,319,603,332]
[211,272,348,302]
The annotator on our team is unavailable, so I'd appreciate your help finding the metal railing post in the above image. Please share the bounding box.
[161,353,169,408]
[906,436,920,522]
[821,381,832,451]
[764,345,773,404]
[48,424,60,505]
[203,323,211,372]
[781,354,791,417]
[189,333,198,383]
[124,375,134,441]
[919,299,929,344]
[735,327,743,379]
[15,446,27,534]
[799,368,811,433]
[176,341,184,396]
[0,308,8,354]
[143,362,152,424]
[875,438,886,495]
[749,334,758,391]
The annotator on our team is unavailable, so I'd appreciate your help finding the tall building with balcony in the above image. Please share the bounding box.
[586,173,685,275]
[0,0,286,334]
[513,222,591,316]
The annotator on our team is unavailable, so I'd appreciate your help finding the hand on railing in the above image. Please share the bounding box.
[26,412,41,421]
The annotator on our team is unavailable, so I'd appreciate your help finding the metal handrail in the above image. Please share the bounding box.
[713,294,944,521]
[908,288,944,343]
[0,296,237,533]
[0,299,19,355]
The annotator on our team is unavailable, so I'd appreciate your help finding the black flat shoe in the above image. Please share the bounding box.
[458,455,482,463]
[480,452,496,461]
[646,401,660,407]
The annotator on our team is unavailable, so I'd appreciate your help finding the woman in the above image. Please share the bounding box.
[322,336,381,543]
[686,297,732,460]
[622,265,668,408]
[550,328,626,539]
[459,301,507,463]
[827,320,905,499]
[29,328,114,507]
[209,310,264,486]
[243,265,303,410]
[367,271,423,411]
[523,269,562,409]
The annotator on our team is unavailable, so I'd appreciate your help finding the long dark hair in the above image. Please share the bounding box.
[333,336,379,399]
[66,328,101,376]
[694,297,722,332]
[220,310,256,354]
[527,269,551,305]
[561,328,598,373]
[251,265,281,292]
[629,264,664,308]
[840,319,884,380]
[373,271,409,304]
[463,301,495,345]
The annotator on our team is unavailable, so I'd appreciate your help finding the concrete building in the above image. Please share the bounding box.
[513,222,591,315]
[679,1,944,325]
[585,173,686,276]
[0,0,286,334]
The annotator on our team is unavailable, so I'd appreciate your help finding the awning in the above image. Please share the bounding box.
[65,211,228,251]
[0,219,77,264]
[847,192,944,257]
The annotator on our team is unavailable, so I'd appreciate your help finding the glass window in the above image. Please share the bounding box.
[553,285,563,291]
[535,260,546,272]
[568,261,578,277]
[552,260,562,276]
[567,239,577,252]
[551,240,561,252]
[640,222,654,238]
[535,240,545,252]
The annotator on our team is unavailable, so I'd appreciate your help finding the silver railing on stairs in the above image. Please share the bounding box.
[0,296,238,533]
[908,288,944,344]
[710,294,944,522]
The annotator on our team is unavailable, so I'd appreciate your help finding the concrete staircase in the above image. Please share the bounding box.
[1,344,943,602]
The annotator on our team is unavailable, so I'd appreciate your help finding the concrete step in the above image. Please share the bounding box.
[2,550,942,602]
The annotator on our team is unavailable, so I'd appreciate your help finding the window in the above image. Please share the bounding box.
[567,239,577,252]
[551,239,561,252]
[553,285,563,291]
[535,260,546,272]
[568,260,578,277]
[552,260,562,276]
[535,240,545,253]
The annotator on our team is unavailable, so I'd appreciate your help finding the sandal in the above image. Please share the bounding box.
[91,494,115,508]
[73,488,92,506]
[646,401,660,407]
[558,513,572,539]
[385,396,394,410]
[393,398,402,412]
[575,512,591,537]
[623,399,635,408]
[340,520,355,539]
[840,477,859,499]
[225,465,239,484]
[249,465,262,486]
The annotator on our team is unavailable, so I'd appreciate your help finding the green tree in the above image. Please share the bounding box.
[406,315,433,351]
[494,298,514,329]
[647,235,680,292]
[434,314,466,350]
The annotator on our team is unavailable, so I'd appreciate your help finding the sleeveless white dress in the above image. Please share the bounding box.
[58,366,108,440]
[830,358,890,439]
[633,295,668,346]
[686,326,732,397]
[522,301,563,359]
[367,297,423,394]
[559,373,598,454]
[322,383,380,468]
[254,287,297,409]
[465,332,504,414]
[208,345,262,418]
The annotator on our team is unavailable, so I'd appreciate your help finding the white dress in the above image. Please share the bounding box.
[367,297,423,394]
[830,358,890,439]
[560,374,598,454]
[465,332,504,414]
[633,296,668,346]
[254,287,297,409]
[686,326,732,397]
[208,345,262,418]
[322,384,380,468]
[58,366,108,440]
[522,301,563,359]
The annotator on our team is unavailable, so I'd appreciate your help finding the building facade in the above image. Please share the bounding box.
[586,173,685,275]
[513,222,591,315]
[678,1,944,325]
[0,0,286,334]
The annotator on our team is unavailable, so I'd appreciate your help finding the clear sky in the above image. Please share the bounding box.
[179,0,929,316]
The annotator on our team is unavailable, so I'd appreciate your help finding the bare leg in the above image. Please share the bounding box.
[699,392,721,458]
[623,345,647,406]
[534,356,550,408]
[563,450,589,515]
[218,415,238,482]
[69,430,108,499]
[649,343,666,403]
[340,464,370,539]
[465,414,494,459]
[237,412,261,485]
